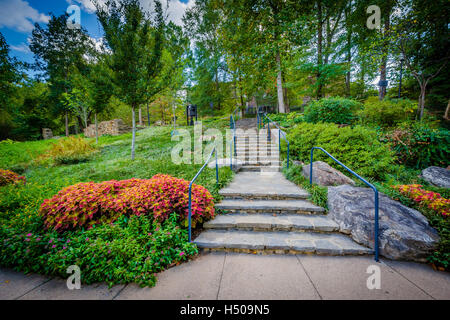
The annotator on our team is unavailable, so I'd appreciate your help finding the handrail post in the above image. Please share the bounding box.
[267,121,271,141]
[287,141,290,169]
[215,148,219,185]
[188,183,193,242]
[309,148,314,184]
[278,129,281,155]
[374,191,379,262]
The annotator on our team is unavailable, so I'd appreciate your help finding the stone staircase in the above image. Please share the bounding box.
[194,121,371,256]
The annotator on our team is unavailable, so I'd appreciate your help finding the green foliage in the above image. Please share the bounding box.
[304,97,363,125]
[380,122,450,169]
[283,165,328,210]
[287,122,396,180]
[0,125,233,286]
[34,136,97,165]
[359,97,417,127]
[265,112,304,128]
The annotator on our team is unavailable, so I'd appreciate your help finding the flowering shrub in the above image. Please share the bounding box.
[392,184,450,218]
[0,169,26,186]
[39,174,215,232]
[35,136,97,165]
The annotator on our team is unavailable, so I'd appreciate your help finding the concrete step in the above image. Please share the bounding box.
[240,166,281,172]
[194,230,372,255]
[204,214,338,232]
[216,199,325,214]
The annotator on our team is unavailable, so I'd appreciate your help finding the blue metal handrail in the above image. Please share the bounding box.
[261,113,290,169]
[188,146,219,242]
[230,113,236,170]
[309,147,380,262]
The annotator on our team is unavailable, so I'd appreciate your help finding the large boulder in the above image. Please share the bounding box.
[420,166,450,188]
[302,161,355,186]
[208,158,243,172]
[328,185,440,262]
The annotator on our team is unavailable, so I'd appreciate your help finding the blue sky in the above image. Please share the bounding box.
[0,0,192,65]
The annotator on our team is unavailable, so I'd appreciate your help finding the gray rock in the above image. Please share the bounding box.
[208,158,242,172]
[292,160,304,166]
[302,161,355,186]
[421,166,450,188]
[327,185,440,262]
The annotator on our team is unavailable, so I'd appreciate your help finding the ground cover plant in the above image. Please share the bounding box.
[0,169,26,186]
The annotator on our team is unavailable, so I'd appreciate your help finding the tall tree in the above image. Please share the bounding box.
[30,13,93,136]
[96,0,164,159]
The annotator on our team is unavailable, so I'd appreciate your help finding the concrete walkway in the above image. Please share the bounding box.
[1,253,449,300]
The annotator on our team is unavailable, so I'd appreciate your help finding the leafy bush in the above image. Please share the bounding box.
[382,184,450,271]
[0,169,26,186]
[392,184,450,217]
[287,122,396,180]
[265,112,304,128]
[35,136,97,165]
[283,165,328,210]
[359,97,417,127]
[304,97,363,124]
[39,174,215,232]
[0,213,197,287]
[380,122,450,169]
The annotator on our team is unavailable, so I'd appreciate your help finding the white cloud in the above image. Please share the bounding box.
[67,0,194,26]
[0,0,50,33]
[10,42,31,53]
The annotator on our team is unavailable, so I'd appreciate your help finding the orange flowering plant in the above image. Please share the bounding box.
[39,174,215,232]
[392,184,450,218]
[0,169,26,186]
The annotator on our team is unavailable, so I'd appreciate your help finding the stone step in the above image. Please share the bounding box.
[204,214,338,232]
[238,152,280,156]
[216,199,325,214]
[219,190,308,200]
[242,160,281,166]
[240,166,281,172]
[194,230,372,255]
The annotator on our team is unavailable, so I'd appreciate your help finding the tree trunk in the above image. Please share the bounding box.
[139,107,143,126]
[65,112,69,136]
[276,51,286,113]
[131,106,136,160]
[379,11,390,101]
[444,100,450,120]
[147,101,150,126]
[95,113,98,144]
[345,4,351,97]
[317,0,323,99]
[418,85,426,120]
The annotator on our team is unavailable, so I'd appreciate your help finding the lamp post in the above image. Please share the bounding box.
[398,57,404,98]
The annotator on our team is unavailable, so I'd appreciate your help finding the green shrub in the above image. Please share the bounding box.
[287,122,396,180]
[35,136,97,165]
[304,97,363,124]
[359,97,417,127]
[283,165,328,210]
[265,112,304,128]
[39,174,215,232]
[380,122,450,169]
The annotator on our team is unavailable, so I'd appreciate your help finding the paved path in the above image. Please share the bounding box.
[1,253,449,300]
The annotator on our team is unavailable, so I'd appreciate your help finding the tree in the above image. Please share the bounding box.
[30,13,93,136]
[96,0,165,159]
[392,0,449,119]
[0,32,22,139]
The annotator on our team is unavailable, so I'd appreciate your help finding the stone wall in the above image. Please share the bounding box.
[42,128,53,140]
[83,119,131,138]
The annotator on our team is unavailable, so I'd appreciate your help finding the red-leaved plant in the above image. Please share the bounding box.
[0,169,26,186]
[39,174,215,232]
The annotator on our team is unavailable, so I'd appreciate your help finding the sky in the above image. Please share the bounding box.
[0,0,194,65]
